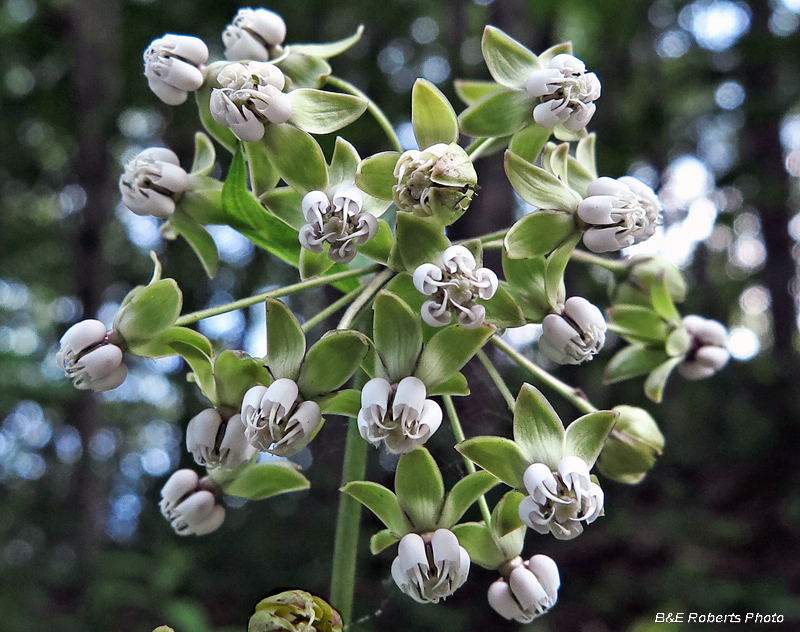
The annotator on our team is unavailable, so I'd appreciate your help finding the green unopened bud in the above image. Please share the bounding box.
[249,590,342,632]
[597,406,665,485]
[112,279,182,348]
[614,254,686,306]
[152,627,175,632]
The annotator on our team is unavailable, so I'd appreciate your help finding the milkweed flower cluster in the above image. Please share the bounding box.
[357,377,442,453]
[488,555,560,623]
[679,315,730,380]
[160,469,225,536]
[539,296,607,365]
[299,186,379,264]
[518,457,604,540]
[413,246,498,329]
[526,54,600,131]
[222,7,287,61]
[186,409,255,470]
[144,34,209,106]
[56,320,128,392]
[391,530,470,603]
[119,147,189,219]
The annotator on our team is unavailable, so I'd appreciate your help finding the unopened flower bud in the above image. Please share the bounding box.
[159,469,225,536]
[119,147,189,219]
[539,296,606,365]
[56,319,128,392]
[144,34,209,105]
[250,590,343,632]
[598,406,665,484]
[679,315,730,380]
[488,554,560,623]
[391,530,470,603]
[223,7,287,62]
[526,53,600,131]
[186,409,256,470]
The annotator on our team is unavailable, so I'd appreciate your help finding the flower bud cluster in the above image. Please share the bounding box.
[160,469,225,536]
[186,408,256,470]
[57,319,128,392]
[391,529,470,603]
[518,456,604,540]
[539,296,606,365]
[119,148,189,219]
[241,379,321,457]
[526,54,600,131]
[223,8,287,62]
[488,555,560,623]
[144,34,209,106]
[357,377,442,454]
[210,62,292,142]
[298,186,378,264]
[413,246,498,329]
[578,176,662,253]
[679,315,730,380]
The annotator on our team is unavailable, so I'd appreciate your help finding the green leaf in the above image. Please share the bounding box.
[299,247,335,280]
[213,350,271,410]
[224,462,309,500]
[490,490,525,537]
[412,79,459,148]
[370,529,401,555]
[545,233,581,308]
[265,298,306,381]
[458,89,535,138]
[358,219,393,264]
[190,132,216,176]
[262,123,328,195]
[355,152,399,201]
[644,357,683,403]
[504,151,582,211]
[504,210,576,259]
[509,124,551,165]
[114,279,182,345]
[373,291,423,383]
[341,481,412,536]
[194,87,237,154]
[395,448,445,531]
[180,178,228,225]
[298,331,370,397]
[395,213,451,271]
[456,436,529,489]
[287,89,368,135]
[539,42,573,65]
[651,275,681,323]
[275,51,332,89]
[575,133,597,180]
[481,26,541,89]
[564,410,619,468]
[513,383,565,469]
[427,372,470,396]
[451,523,506,570]
[479,283,526,329]
[167,212,219,278]
[666,326,692,357]
[454,79,502,105]
[289,25,364,59]
[329,137,360,192]
[438,471,499,528]
[315,389,361,417]
[244,140,280,197]
[604,345,670,384]
[607,305,670,344]
[414,323,495,389]
[260,187,305,230]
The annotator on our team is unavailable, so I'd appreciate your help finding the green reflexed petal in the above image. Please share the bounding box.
[451,522,506,570]
[603,345,670,384]
[504,150,582,212]
[341,481,412,536]
[224,462,309,500]
[456,436,528,489]
[454,79,502,105]
[355,151,401,200]
[504,210,577,259]
[287,89,368,135]
[395,448,445,531]
[512,383,565,469]
[413,323,495,389]
[438,471,499,528]
[490,490,525,537]
[289,25,364,59]
[297,330,370,397]
[262,123,328,195]
[373,291,422,383]
[412,79,459,148]
[644,357,683,403]
[167,212,219,278]
[190,132,216,176]
[481,25,541,88]
[213,349,271,411]
[458,89,535,138]
[265,298,306,381]
[329,137,361,192]
[564,410,619,469]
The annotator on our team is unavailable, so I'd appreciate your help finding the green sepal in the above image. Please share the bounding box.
[114,279,182,346]
[213,349,271,411]
[458,89,535,138]
[479,283,526,329]
[194,87,237,154]
[509,124,551,165]
[413,323,495,389]
[512,383,564,470]
[223,462,309,500]
[395,213,451,271]
[370,529,401,555]
[275,51,332,89]
[456,436,529,489]
[395,447,445,532]
[564,410,619,469]
[491,490,525,538]
[504,210,577,259]
[644,357,683,403]
[262,123,329,194]
[604,345,670,384]
[412,78,459,148]
[265,298,306,381]
[438,470,499,528]
[454,79,502,105]
[287,89,368,135]
[190,132,216,176]
[426,372,470,396]
[481,25,541,89]
[451,522,506,570]
[166,211,219,278]
[297,330,371,397]
[341,481,413,536]
[504,150,582,212]
[607,305,670,344]
[355,151,399,200]
[315,389,361,417]
[373,291,423,384]
[289,25,364,59]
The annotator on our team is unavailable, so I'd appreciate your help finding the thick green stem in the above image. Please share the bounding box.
[458,228,508,246]
[330,421,369,625]
[443,395,493,526]
[490,335,597,415]
[570,249,628,274]
[302,285,366,332]
[175,265,381,326]
[327,76,403,153]
[336,268,394,330]
[476,349,515,411]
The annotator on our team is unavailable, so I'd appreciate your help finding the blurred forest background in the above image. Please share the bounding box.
[1,0,799,630]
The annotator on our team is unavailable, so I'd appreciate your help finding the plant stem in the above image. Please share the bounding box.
[458,228,508,246]
[465,137,496,161]
[490,335,597,415]
[337,268,394,330]
[482,240,504,250]
[476,349,515,411]
[302,285,366,332]
[330,421,369,626]
[443,395,493,526]
[175,265,381,326]
[327,76,403,153]
[570,249,628,274]
[606,322,632,337]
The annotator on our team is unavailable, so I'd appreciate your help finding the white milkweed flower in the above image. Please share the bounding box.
[577,176,662,253]
[241,379,322,457]
[539,296,606,365]
[679,315,730,380]
[159,469,225,536]
[413,245,498,329]
[298,185,379,264]
[391,530,470,604]
[223,7,287,62]
[488,555,560,623]
[357,377,442,454]
[119,147,189,219]
[209,61,292,142]
[56,319,128,392]
[518,456,604,540]
[144,34,209,106]
[186,409,256,470]
[526,53,601,131]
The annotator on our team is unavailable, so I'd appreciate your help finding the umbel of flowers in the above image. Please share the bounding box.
[52,10,740,630]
